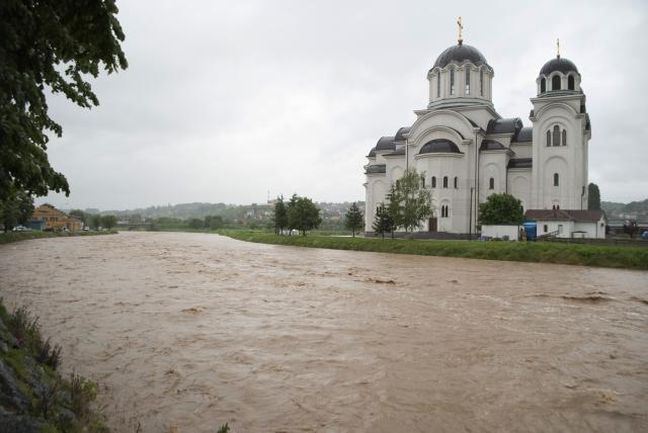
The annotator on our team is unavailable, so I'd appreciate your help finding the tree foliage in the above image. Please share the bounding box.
[0,187,34,232]
[588,183,601,211]
[100,214,117,230]
[68,209,87,225]
[272,195,288,234]
[479,193,524,226]
[344,202,364,237]
[388,169,433,232]
[0,0,128,201]
[204,215,223,230]
[286,194,321,236]
[372,203,394,239]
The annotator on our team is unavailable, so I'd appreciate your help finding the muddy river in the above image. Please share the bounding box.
[1,232,647,432]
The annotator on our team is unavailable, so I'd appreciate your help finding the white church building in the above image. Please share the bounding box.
[364,31,592,235]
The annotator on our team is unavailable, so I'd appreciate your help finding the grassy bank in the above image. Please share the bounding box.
[218,230,648,270]
[0,300,108,432]
[0,230,117,245]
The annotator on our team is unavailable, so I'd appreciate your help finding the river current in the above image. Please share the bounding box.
[1,232,646,432]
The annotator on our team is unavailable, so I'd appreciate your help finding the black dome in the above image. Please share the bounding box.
[419,139,461,155]
[433,43,488,69]
[540,56,579,76]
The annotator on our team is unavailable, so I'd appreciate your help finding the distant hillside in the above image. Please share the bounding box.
[602,199,648,221]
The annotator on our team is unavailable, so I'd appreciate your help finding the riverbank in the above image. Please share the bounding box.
[0,230,117,245]
[0,300,108,432]
[218,230,648,270]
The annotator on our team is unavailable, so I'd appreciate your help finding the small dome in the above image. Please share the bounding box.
[433,43,488,69]
[419,139,461,154]
[375,136,396,151]
[539,56,579,76]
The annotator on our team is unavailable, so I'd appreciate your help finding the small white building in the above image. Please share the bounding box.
[525,209,606,239]
[364,27,592,236]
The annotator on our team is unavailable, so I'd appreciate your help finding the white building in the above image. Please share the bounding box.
[364,33,592,235]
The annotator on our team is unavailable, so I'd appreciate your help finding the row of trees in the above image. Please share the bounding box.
[272,195,322,236]
[68,210,117,230]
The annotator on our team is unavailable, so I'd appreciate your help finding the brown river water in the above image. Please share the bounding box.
[1,232,647,433]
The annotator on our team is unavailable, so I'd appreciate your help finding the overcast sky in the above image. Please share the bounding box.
[40,0,647,210]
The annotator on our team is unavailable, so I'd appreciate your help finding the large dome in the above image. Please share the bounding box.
[433,43,488,69]
[539,56,579,76]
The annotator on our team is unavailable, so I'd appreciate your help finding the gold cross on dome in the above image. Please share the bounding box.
[457,16,464,45]
[557,38,560,58]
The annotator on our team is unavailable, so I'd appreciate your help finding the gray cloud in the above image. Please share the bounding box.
[40,0,648,210]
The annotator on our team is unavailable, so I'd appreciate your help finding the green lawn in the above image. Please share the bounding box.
[218,230,648,270]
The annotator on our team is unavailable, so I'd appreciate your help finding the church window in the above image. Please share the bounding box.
[562,129,567,146]
[450,69,455,95]
[421,176,426,188]
[465,68,470,94]
[437,74,441,97]
[553,125,560,147]
[546,130,551,147]
[431,176,436,188]
[543,224,548,233]
[441,205,450,218]
[443,176,448,188]
[552,75,561,91]
[568,75,575,90]
[540,77,546,93]
[480,69,484,96]
[489,177,495,190]
[454,176,458,189]
[554,173,560,187]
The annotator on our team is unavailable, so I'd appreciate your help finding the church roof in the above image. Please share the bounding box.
[512,127,533,143]
[539,56,579,76]
[486,118,523,135]
[365,164,386,174]
[507,158,532,169]
[384,148,405,157]
[433,43,489,69]
[395,127,411,141]
[480,140,506,151]
[367,147,376,158]
[419,139,462,155]
[525,209,604,223]
[375,136,396,151]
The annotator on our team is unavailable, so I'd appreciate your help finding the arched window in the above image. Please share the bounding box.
[480,69,484,96]
[465,68,470,94]
[454,176,458,189]
[443,176,448,188]
[540,77,546,93]
[450,69,455,95]
[489,177,495,190]
[562,129,567,146]
[554,173,559,187]
[568,75,575,90]
[441,205,450,218]
[552,75,561,91]
[431,176,436,188]
[546,130,551,147]
[437,74,441,97]
[553,125,560,147]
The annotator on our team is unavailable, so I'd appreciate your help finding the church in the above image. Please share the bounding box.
[364,24,592,235]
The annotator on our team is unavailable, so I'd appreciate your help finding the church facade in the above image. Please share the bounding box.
[364,35,591,235]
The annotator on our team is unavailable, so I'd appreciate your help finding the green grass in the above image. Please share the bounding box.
[217,229,648,270]
[0,230,116,245]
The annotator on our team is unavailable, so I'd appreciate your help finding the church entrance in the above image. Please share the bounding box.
[428,217,437,232]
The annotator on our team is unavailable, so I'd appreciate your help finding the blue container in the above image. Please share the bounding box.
[523,221,537,241]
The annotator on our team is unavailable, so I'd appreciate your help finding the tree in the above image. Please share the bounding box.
[0,1,128,202]
[0,187,34,232]
[101,215,117,230]
[286,194,322,236]
[272,195,288,234]
[204,215,224,230]
[588,183,601,211]
[386,184,403,236]
[479,193,524,226]
[389,169,433,232]
[623,219,639,239]
[90,214,102,230]
[372,203,394,239]
[344,202,364,237]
